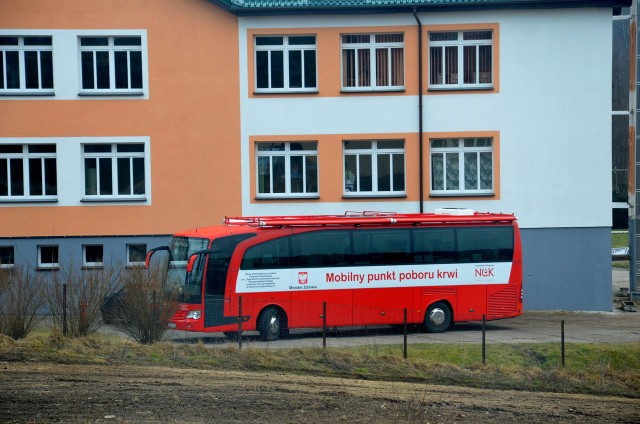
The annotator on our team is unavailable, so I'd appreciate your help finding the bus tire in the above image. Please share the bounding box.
[258,307,287,341]
[424,302,452,333]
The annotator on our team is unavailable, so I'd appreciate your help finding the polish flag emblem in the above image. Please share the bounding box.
[298,272,308,285]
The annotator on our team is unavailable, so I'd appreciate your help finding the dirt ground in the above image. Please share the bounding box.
[1,362,639,424]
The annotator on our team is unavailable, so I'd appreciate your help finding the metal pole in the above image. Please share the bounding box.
[238,296,243,350]
[322,301,327,349]
[62,283,67,337]
[482,314,486,365]
[403,308,408,359]
[561,320,565,368]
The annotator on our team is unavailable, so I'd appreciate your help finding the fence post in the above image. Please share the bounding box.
[238,296,243,350]
[561,320,565,368]
[62,283,68,337]
[482,314,486,365]
[322,301,327,349]
[403,308,408,359]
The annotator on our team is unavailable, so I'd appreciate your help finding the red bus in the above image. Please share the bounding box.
[147,210,522,340]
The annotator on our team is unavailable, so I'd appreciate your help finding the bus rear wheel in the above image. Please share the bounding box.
[424,302,452,333]
[258,307,288,341]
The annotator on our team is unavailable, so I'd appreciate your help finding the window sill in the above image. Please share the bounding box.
[81,196,147,203]
[429,193,495,198]
[0,91,55,97]
[0,197,58,203]
[255,195,320,201]
[340,88,405,94]
[428,86,494,92]
[37,266,60,271]
[82,265,104,270]
[342,193,407,199]
[78,91,144,97]
[253,90,319,95]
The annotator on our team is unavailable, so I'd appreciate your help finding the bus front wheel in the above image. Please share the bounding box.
[424,302,452,333]
[258,307,288,341]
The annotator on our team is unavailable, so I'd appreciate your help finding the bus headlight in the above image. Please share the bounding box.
[185,310,201,320]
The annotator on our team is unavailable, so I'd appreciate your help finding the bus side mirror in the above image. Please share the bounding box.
[145,246,170,269]
[186,254,198,273]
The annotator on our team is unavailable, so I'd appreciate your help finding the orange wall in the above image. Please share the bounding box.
[0,0,242,237]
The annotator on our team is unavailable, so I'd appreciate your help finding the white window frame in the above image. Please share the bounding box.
[78,35,145,95]
[254,35,317,93]
[256,141,319,198]
[0,143,57,202]
[0,35,54,95]
[127,243,147,267]
[83,244,104,268]
[82,143,147,201]
[341,33,405,92]
[428,30,493,90]
[430,138,494,195]
[0,245,15,268]
[343,140,406,196]
[38,245,59,269]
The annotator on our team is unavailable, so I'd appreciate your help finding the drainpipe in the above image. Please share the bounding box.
[413,8,425,213]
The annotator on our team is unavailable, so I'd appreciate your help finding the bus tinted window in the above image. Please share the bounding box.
[413,228,456,264]
[456,226,514,263]
[290,230,352,267]
[241,237,289,270]
[353,229,412,265]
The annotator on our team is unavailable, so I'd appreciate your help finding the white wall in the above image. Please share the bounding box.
[238,8,613,229]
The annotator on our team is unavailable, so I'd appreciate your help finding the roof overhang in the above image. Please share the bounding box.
[206,0,632,16]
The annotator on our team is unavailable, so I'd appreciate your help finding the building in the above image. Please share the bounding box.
[0,0,630,311]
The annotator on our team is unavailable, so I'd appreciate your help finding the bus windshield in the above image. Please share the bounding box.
[168,236,209,304]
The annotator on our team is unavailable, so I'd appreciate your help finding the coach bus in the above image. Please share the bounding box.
[146,209,522,341]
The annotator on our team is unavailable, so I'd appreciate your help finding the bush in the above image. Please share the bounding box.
[108,264,178,344]
[45,263,118,337]
[0,267,45,340]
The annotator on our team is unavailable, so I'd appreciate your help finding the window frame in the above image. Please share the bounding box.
[82,142,147,201]
[255,141,319,199]
[341,33,405,92]
[0,143,57,202]
[126,243,147,267]
[254,35,318,94]
[38,245,59,270]
[0,245,15,268]
[343,140,406,197]
[430,137,494,196]
[78,35,145,96]
[428,29,494,91]
[0,35,54,95]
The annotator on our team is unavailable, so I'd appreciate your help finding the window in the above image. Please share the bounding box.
[241,237,290,270]
[343,140,405,195]
[83,143,146,200]
[429,30,493,89]
[0,36,53,94]
[38,245,59,269]
[0,144,57,200]
[83,245,103,267]
[256,142,318,197]
[430,138,493,195]
[341,33,404,91]
[0,246,14,268]
[127,243,147,267]
[255,35,317,93]
[290,231,352,267]
[79,36,143,94]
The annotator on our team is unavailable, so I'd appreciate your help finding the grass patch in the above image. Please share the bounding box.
[1,331,638,398]
[612,232,628,248]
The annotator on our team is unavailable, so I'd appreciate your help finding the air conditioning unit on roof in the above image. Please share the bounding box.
[434,208,475,216]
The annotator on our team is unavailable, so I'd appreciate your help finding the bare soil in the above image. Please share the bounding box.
[1,362,639,423]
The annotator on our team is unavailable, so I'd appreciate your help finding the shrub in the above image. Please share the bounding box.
[0,267,45,340]
[108,264,178,344]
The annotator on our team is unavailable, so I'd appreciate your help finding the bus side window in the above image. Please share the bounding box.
[241,237,290,270]
[290,231,352,268]
[413,228,455,264]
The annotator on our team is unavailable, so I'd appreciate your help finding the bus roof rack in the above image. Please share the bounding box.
[224,211,515,228]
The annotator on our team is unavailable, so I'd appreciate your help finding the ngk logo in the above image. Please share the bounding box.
[475,267,495,277]
[298,272,308,284]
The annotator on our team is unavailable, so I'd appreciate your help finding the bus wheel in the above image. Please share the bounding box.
[424,302,452,333]
[258,307,287,341]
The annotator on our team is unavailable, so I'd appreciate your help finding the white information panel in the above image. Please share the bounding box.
[236,263,513,293]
